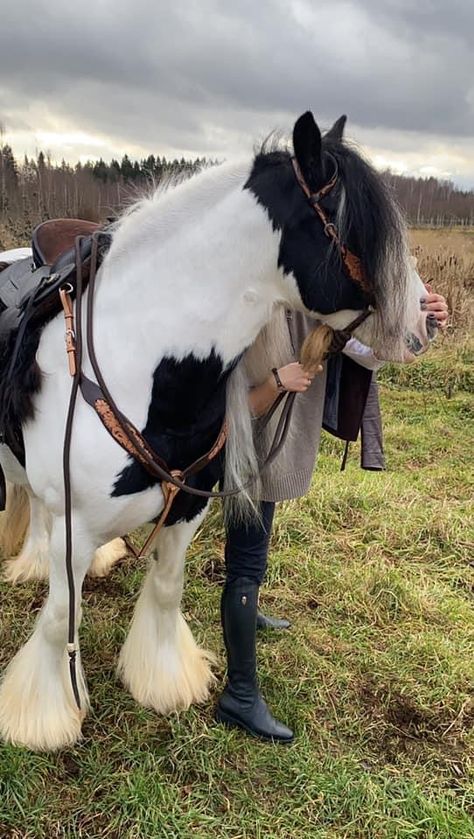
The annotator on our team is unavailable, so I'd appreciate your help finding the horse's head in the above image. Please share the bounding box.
[245,111,435,362]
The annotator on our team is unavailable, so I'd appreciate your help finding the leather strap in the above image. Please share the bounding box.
[59,285,77,376]
[124,470,183,559]
[0,462,6,512]
[291,156,372,295]
[62,239,86,711]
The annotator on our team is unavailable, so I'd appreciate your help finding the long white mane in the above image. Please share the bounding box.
[108,160,250,262]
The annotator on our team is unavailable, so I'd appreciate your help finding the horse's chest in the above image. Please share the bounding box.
[112,349,231,521]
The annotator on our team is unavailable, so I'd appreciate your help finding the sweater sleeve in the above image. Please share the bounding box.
[342,337,384,372]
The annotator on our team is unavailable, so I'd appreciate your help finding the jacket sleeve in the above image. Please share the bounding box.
[342,337,384,372]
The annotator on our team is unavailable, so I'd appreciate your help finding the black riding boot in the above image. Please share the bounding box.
[215,577,294,742]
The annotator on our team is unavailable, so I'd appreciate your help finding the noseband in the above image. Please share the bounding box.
[291,154,374,343]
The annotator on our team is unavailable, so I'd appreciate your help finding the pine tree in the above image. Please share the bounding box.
[120,154,134,181]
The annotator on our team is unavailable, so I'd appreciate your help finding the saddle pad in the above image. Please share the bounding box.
[0,248,33,263]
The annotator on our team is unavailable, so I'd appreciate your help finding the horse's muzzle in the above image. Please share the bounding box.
[406,333,424,355]
[406,314,438,356]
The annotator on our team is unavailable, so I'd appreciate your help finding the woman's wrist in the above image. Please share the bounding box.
[266,372,279,397]
[271,367,285,392]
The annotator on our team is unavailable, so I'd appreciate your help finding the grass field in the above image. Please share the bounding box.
[0,355,473,838]
[0,228,473,838]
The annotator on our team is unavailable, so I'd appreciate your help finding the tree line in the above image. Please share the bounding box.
[1,144,473,244]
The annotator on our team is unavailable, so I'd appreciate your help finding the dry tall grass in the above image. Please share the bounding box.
[1,222,473,337]
[410,228,474,337]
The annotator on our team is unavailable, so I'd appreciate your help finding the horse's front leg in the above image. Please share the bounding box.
[0,515,94,750]
[117,507,215,714]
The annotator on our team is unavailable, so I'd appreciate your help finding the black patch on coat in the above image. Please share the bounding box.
[0,324,42,464]
[244,149,368,314]
[244,129,399,316]
[112,349,234,525]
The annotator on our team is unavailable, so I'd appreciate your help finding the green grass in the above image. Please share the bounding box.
[379,339,473,396]
[0,366,473,838]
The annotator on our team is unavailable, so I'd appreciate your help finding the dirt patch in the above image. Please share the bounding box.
[358,677,474,740]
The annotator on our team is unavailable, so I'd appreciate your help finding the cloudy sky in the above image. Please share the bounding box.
[1,0,473,187]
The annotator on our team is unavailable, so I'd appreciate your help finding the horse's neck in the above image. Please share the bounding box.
[95,170,288,369]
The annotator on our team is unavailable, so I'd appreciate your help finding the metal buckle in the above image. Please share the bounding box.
[323,222,337,238]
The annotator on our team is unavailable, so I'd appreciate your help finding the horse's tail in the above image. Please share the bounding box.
[223,360,260,523]
[0,484,29,557]
[223,306,295,523]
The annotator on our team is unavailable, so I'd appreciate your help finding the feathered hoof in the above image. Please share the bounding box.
[0,638,88,751]
[117,611,215,714]
[88,538,128,578]
[2,549,49,583]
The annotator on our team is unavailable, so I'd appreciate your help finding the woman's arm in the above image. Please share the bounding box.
[249,362,321,417]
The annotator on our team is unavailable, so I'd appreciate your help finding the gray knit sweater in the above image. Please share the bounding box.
[260,311,328,502]
[258,311,383,502]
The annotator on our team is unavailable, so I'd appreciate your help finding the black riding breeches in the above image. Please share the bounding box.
[224,501,276,586]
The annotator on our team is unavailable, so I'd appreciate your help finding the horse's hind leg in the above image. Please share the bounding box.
[0,483,30,557]
[118,511,215,714]
[3,491,52,583]
[0,515,93,750]
[88,537,128,578]
[2,484,126,581]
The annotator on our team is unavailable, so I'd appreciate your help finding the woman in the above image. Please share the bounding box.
[215,290,448,743]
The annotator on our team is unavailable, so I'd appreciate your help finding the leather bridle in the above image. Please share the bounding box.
[291,154,375,337]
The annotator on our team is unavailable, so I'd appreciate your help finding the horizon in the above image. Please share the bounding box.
[2,139,474,195]
[1,2,473,190]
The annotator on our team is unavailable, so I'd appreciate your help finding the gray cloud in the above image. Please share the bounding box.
[0,0,473,180]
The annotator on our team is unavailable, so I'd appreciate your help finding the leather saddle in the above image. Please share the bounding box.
[32,218,101,268]
[0,219,107,338]
[0,219,110,509]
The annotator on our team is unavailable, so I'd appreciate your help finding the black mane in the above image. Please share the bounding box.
[322,134,406,313]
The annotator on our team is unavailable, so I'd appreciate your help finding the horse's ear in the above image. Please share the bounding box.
[293,112,322,182]
[326,114,347,142]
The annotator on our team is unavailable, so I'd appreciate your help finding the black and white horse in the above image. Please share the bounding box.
[0,112,434,751]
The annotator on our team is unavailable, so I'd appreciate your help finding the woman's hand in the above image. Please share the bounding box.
[277,361,322,393]
[422,284,449,329]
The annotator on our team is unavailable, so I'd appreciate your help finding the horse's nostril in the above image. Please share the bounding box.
[427,314,438,340]
[407,333,423,354]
